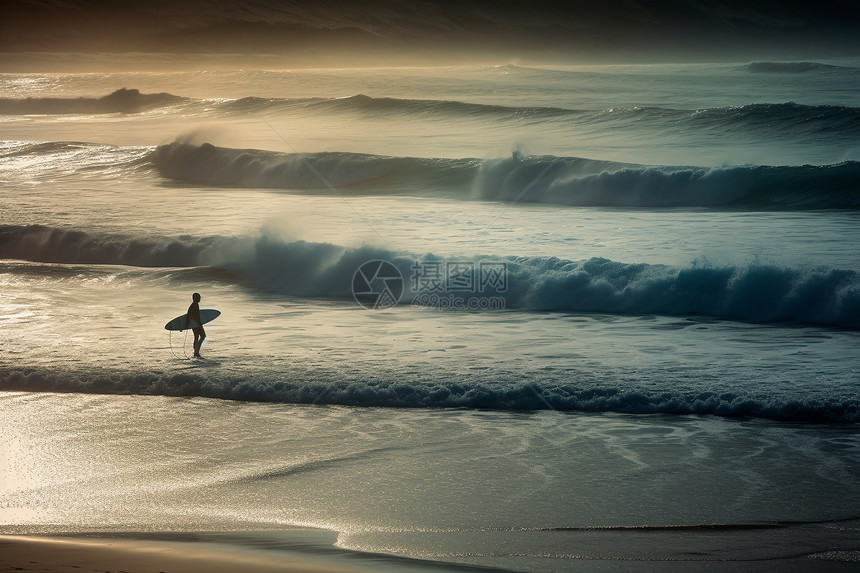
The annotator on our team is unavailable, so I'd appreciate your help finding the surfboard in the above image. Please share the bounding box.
[164,309,221,331]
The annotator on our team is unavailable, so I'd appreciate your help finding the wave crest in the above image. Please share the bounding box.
[151,142,475,190]
[747,61,848,73]
[687,102,860,137]
[0,224,212,267]
[1,367,856,422]
[475,154,860,208]
[0,88,186,115]
[224,93,574,119]
[2,225,858,329]
[151,143,860,209]
[219,96,860,139]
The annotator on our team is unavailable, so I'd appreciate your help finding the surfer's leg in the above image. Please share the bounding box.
[193,327,206,357]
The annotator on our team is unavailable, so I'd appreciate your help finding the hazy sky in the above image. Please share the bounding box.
[2,0,859,64]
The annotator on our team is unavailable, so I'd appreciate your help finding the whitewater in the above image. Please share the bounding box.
[1,60,859,571]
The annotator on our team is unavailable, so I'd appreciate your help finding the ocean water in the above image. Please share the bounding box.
[1,60,859,571]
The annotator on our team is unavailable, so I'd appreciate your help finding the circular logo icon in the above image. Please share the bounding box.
[352,260,404,310]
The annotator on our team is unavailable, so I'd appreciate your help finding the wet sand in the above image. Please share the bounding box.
[0,534,380,573]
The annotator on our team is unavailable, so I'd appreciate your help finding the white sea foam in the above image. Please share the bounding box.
[3,61,860,571]
[2,225,858,328]
[150,142,860,208]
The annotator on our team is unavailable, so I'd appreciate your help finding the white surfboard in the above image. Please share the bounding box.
[164,309,221,331]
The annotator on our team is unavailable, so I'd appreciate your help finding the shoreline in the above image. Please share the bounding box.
[0,532,495,573]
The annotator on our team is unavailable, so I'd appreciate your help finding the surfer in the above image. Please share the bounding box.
[187,292,206,358]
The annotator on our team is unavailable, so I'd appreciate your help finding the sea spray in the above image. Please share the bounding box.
[2,225,858,328]
[151,143,860,209]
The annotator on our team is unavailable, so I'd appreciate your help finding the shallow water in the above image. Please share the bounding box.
[2,60,859,570]
[2,394,859,571]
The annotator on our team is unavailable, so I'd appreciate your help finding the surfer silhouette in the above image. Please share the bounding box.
[187,292,206,358]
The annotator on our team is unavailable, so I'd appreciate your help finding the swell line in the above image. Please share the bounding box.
[150,142,860,209]
[2,225,859,329]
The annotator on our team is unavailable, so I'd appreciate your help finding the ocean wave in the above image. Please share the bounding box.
[475,153,860,208]
[686,102,860,137]
[0,88,187,115]
[576,101,860,134]
[222,95,860,139]
[224,93,575,119]
[1,367,856,422]
[6,84,855,144]
[151,143,860,209]
[0,141,152,177]
[2,225,858,329]
[0,225,214,267]
[151,141,476,190]
[747,61,850,73]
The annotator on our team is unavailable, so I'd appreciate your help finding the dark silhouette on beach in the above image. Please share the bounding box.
[187,292,206,358]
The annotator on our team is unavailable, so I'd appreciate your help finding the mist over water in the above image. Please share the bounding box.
[2,61,860,415]
[2,58,860,571]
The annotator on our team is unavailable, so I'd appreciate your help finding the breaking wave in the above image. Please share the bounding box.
[1,366,857,422]
[2,225,858,329]
[152,143,860,209]
[475,153,860,208]
[151,142,476,190]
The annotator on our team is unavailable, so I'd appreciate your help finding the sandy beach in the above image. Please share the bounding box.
[0,531,496,573]
[0,534,381,573]
[2,4,860,571]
